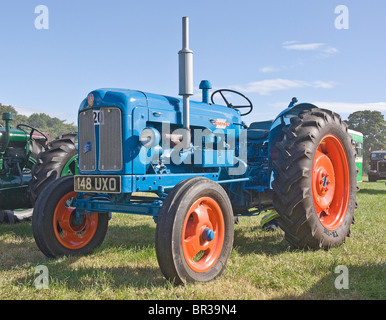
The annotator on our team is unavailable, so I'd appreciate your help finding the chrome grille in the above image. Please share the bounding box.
[78,109,96,171]
[98,107,122,171]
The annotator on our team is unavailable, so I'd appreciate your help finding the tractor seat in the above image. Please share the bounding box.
[247,120,273,140]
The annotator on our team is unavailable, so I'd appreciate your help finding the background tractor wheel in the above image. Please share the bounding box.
[29,140,45,162]
[155,177,234,284]
[0,209,34,224]
[272,108,358,249]
[29,133,78,204]
[0,210,18,224]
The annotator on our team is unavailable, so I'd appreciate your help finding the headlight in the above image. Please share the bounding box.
[139,127,161,149]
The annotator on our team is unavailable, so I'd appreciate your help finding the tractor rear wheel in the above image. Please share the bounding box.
[272,108,358,249]
[29,140,45,161]
[29,133,78,204]
[155,177,234,284]
[32,175,109,257]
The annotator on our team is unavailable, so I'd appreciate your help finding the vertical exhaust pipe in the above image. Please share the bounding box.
[178,16,193,149]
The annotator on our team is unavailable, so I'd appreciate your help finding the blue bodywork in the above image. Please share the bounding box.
[75,86,317,220]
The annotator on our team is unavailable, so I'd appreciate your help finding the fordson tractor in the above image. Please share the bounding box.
[0,112,77,223]
[32,17,358,284]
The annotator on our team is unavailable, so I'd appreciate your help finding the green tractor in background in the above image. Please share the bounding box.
[0,112,77,223]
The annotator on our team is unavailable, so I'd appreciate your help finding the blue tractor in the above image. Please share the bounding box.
[32,17,358,284]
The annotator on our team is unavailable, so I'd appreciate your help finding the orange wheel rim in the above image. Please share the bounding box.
[182,197,225,273]
[312,134,350,230]
[53,191,98,249]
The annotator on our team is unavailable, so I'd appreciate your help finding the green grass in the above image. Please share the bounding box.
[0,179,385,300]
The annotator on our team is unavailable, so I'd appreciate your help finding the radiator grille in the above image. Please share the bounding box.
[78,109,96,171]
[378,161,386,173]
[98,107,123,171]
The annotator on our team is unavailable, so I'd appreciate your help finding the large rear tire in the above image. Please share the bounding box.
[272,108,358,249]
[155,177,234,284]
[32,175,108,258]
[29,133,78,204]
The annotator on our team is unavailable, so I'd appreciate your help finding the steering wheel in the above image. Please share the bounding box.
[210,89,253,116]
[17,124,48,142]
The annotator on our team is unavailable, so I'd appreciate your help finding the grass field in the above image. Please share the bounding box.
[0,178,385,300]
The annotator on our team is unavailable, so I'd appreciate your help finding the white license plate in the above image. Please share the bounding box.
[74,175,121,193]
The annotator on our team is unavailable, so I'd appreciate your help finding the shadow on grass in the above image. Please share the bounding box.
[281,263,386,300]
[14,259,167,291]
[233,225,290,256]
[3,217,305,290]
[0,222,44,271]
[3,222,169,290]
[103,223,156,249]
[357,188,386,195]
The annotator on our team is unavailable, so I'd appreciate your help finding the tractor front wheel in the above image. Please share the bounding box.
[32,175,109,257]
[155,177,234,284]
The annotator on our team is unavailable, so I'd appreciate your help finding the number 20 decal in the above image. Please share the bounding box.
[93,110,103,125]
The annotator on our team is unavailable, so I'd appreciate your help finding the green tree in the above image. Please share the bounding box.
[346,110,386,172]
[0,103,76,140]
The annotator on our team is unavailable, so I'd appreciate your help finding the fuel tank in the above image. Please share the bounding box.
[0,127,29,150]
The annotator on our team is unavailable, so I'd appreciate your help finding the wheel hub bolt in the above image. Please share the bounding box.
[202,228,215,242]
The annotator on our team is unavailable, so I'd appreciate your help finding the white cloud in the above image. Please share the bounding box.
[283,42,325,51]
[282,41,339,57]
[282,40,298,45]
[12,106,37,117]
[323,46,339,55]
[259,66,280,73]
[231,78,335,95]
[312,81,335,89]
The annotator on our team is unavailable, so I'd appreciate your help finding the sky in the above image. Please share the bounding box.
[0,0,385,125]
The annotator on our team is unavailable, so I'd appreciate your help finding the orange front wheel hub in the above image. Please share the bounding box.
[53,191,98,250]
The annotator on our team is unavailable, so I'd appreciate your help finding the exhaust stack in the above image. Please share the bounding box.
[178,16,193,148]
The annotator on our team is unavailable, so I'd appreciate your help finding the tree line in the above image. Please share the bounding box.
[345,110,386,173]
[0,103,77,140]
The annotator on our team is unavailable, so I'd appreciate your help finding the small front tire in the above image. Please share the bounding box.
[32,175,108,258]
[155,177,234,284]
